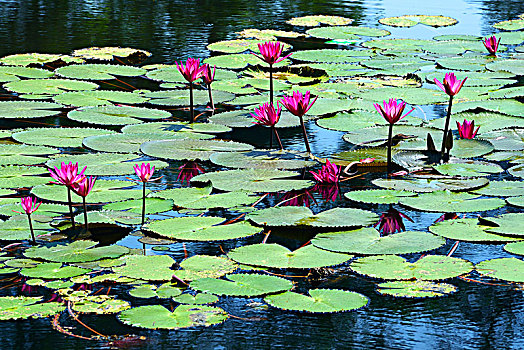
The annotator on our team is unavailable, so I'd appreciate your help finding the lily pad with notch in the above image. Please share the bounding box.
[0,296,64,320]
[67,105,170,125]
[376,280,457,298]
[53,90,149,107]
[0,101,63,119]
[13,127,116,147]
[372,176,489,193]
[173,255,238,281]
[55,64,146,80]
[140,139,254,161]
[429,218,522,242]
[209,149,316,170]
[476,258,524,282]
[190,273,292,297]
[264,289,368,313]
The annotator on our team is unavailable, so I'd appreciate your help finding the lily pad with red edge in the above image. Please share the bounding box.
[476,258,524,282]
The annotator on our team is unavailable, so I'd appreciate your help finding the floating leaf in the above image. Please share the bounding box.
[122,121,230,135]
[53,90,148,107]
[476,258,524,282]
[429,218,522,242]
[379,15,457,27]
[72,295,131,314]
[153,186,258,210]
[265,289,368,313]
[209,150,315,170]
[472,180,524,197]
[307,26,390,40]
[286,15,352,27]
[228,243,353,269]
[0,101,63,119]
[453,99,524,117]
[145,217,261,241]
[56,64,145,80]
[145,89,234,106]
[433,160,503,177]
[344,189,417,204]
[20,263,89,279]
[312,228,445,255]
[141,139,253,161]
[400,191,505,213]
[291,49,372,63]
[504,241,524,256]
[372,176,488,193]
[13,127,115,147]
[172,293,219,305]
[481,129,524,151]
[118,304,228,330]
[0,66,54,82]
[509,164,524,179]
[0,215,56,241]
[204,53,290,69]
[4,79,98,96]
[316,110,385,132]
[113,255,175,281]
[0,144,59,166]
[481,213,524,237]
[207,39,290,54]
[72,47,151,61]
[507,196,524,208]
[103,198,172,214]
[376,280,457,298]
[493,19,524,31]
[174,255,238,281]
[350,255,473,280]
[0,165,50,189]
[190,273,292,297]
[67,105,170,125]
[23,240,129,263]
[0,53,83,66]
[0,296,64,320]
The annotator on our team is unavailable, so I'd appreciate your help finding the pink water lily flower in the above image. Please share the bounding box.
[483,35,501,55]
[49,162,87,188]
[251,103,281,127]
[374,207,414,236]
[457,119,480,139]
[252,41,292,65]
[201,64,216,86]
[176,57,205,83]
[374,99,414,125]
[134,163,156,182]
[309,160,341,184]
[434,73,467,97]
[279,90,318,117]
[359,158,375,164]
[16,196,41,215]
[72,176,97,198]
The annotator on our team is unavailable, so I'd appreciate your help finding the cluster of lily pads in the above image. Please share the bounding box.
[0,12,522,339]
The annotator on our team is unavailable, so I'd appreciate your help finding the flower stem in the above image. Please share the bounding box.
[387,123,394,174]
[299,115,311,153]
[273,126,284,151]
[440,95,453,156]
[67,187,76,229]
[269,127,273,149]
[189,81,194,123]
[269,64,273,106]
[27,214,35,245]
[82,197,88,231]
[207,84,214,111]
[141,182,146,226]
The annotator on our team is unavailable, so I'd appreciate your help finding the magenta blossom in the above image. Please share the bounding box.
[374,207,414,235]
[434,73,467,97]
[201,64,216,86]
[252,41,292,65]
[374,99,414,125]
[457,119,480,139]
[176,58,205,83]
[279,90,318,117]
[309,160,341,184]
[16,196,41,215]
[177,161,206,185]
[483,35,501,55]
[251,103,281,127]
[72,176,97,198]
[49,162,87,188]
[360,158,375,164]
[134,163,156,183]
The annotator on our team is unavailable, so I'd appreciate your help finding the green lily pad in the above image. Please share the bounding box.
[376,280,457,298]
[429,218,522,242]
[72,295,131,314]
[72,47,151,61]
[103,198,173,214]
[472,181,524,197]
[190,273,292,297]
[207,39,290,54]
[173,255,238,281]
[228,243,353,269]
[20,262,89,279]
[140,139,253,161]
[53,90,149,107]
[0,165,50,189]
[4,78,98,96]
[291,49,372,63]
[476,258,524,282]
[0,296,64,320]
[0,66,54,82]
[354,87,447,105]
[172,293,219,305]
[428,112,524,133]
[312,228,445,255]
[0,215,56,241]
[69,210,142,226]
[204,53,290,69]
[209,150,315,170]
[13,127,115,147]
[0,53,83,66]
[493,19,524,31]
[317,110,386,132]
[372,176,489,193]
[481,213,524,237]
[379,15,457,27]
[145,217,261,241]
[247,206,378,228]
[237,28,303,40]
[307,26,390,40]
[400,191,505,213]
[145,89,234,106]
[344,189,417,204]
[350,255,473,280]
[67,105,170,125]
[122,121,230,135]
[435,56,494,72]
[509,164,524,179]
[0,144,59,166]
[507,196,524,208]
[129,283,182,299]
[23,240,129,263]
[191,169,314,193]
[0,101,63,119]
[481,129,524,151]
[152,186,258,210]
[118,304,228,330]
[287,15,352,27]
[504,241,524,256]
[56,64,145,80]
[113,255,175,281]
[265,289,368,313]
[433,160,503,177]
[422,41,489,55]
[453,99,524,117]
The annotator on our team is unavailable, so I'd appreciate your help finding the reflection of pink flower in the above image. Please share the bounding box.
[483,35,501,55]
[252,42,291,65]
[313,184,339,202]
[279,189,316,207]
[309,160,340,184]
[374,207,413,235]
[177,162,206,185]
[434,73,467,97]
[434,212,459,224]
[457,119,480,139]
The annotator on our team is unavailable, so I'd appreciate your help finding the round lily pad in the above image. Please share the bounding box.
[174,255,238,281]
[433,160,503,177]
[145,217,261,241]
[344,189,417,204]
[509,164,524,179]
[265,289,368,313]
[307,26,390,40]
[53,90,148,107]
[0,144,59,166]
[13,127,115,147]
[379,15,457,27]
[140,139,254,161]
[476,258,524,282]
[350,255,473,280]
[145,89,234,106]
[504,241,524,256]
[209,150,315,170]
[207,39,290,54]
[0,296,64,320]
[0,101,63,119]
[228,243,353,269]
[0,53,83,66]
[429,218,522,242]
[493,19,524,31]
[0,215,56,241]
[312,228,445,255]
[67,105,170,125]
[291,49,372,63]
[103,198,173,214]
[372,176,489,193]
[507,196,524,208]
[472,181,524,197]
[400,191,505,213]
[376,280,457,298]
[481,213,524,237]
[20,262,89,279]
[4,78,98,95]
[287,15,352,27]
[122,121,230,135]
[72,295,131,314]
[23,240,129,263]
[190,273,292,297]
[317,110,385,132]
[72,47,151,61]
[0,66,54,82]
[118,304,228,330]
[172,293,219,305]
[56,64,146,80]
[247,206,378,228]
[113,255,175,281]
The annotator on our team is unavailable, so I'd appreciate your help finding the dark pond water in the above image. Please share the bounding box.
[0,0,524,349]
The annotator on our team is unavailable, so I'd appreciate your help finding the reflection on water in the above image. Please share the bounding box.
[0,0,523,349]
